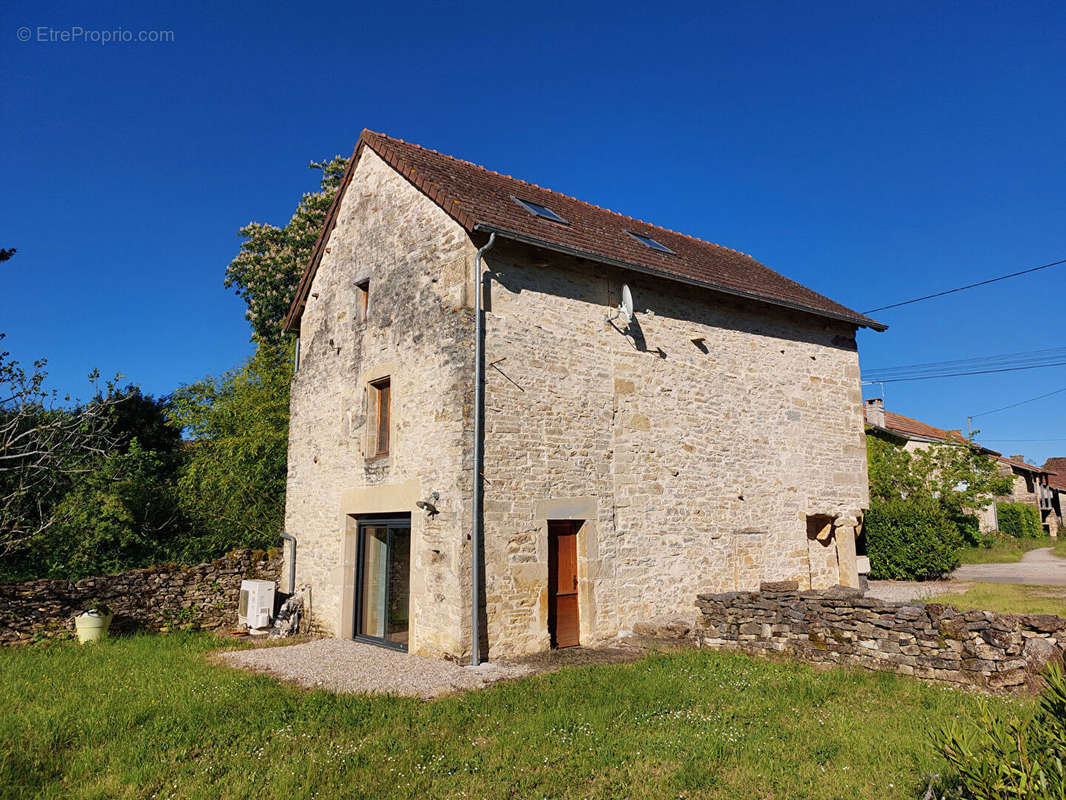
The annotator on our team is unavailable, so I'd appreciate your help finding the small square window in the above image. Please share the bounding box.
[625,230,675,254]
[512,196,568,224]
[356,280,370,324]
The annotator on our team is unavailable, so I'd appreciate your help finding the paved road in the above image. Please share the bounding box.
[867,547,1066,603]
[951,546,1066,586]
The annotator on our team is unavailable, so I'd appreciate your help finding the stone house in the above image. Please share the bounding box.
[995,455,1057,534]
[281,130,885,661]
[1043,458,1065,532]
[863,400,1058,534]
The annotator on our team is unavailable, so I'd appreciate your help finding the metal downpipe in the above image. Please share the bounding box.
[472,232,496,666]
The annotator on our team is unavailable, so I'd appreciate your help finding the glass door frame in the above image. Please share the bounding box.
[353,514,411,652]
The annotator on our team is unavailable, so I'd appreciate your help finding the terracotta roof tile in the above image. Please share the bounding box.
[1042,458,1066,489]
[867,408,971,444]
[996,455,1047,475]
[284,130,886,333]
[866,408,1058,480]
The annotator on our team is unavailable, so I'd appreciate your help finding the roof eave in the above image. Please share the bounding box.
[474,224,888,332]
[866,424,999,454]
[283,139,368,334]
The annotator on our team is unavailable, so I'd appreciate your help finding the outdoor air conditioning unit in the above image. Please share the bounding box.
[238,580,275,630]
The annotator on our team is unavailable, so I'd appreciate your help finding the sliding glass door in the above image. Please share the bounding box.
[355,516,410,649]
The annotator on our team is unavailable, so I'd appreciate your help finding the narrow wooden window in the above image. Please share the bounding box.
[368,377,390,457]
[356,280,370,324]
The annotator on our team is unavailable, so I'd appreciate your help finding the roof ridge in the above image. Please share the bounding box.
[361,129,758,261]
[281,128,883,334]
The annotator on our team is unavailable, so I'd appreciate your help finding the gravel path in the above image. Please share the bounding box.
[952,546,1066,586]
[219,638,533,699]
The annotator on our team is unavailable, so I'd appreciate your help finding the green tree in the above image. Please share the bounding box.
[0,380,186,582]
[36,440,182,579]
[224,156,348,346]
[866,434,1013,518]
[167,345,292,558]
[0,335,125,562]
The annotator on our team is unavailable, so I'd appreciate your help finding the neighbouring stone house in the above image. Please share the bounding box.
[1044,458,1066,531]
[281,129,885,661]
[864,399,1059,534]
[994,455,1057,534]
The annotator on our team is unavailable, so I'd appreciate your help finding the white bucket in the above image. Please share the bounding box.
[74,611,113,643]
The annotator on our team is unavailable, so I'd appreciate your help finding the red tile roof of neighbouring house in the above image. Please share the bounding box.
[283,130,887,333]
[995,455,1047,475]
[1042,458,1066,489]
[866,408,972,445]
[865,407,1058,479]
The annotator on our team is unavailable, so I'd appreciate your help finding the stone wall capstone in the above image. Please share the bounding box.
[697,582,1066,691]
[0,549,281,645]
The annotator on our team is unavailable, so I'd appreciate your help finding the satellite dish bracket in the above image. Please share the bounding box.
[605,283,635,327]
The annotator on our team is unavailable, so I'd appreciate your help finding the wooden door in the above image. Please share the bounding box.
[548,521,580,648]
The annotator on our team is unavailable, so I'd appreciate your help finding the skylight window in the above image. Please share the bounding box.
[625,230,675,254]
[512,196,567,224]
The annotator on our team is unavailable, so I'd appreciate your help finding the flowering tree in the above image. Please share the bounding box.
[224,157,349,346]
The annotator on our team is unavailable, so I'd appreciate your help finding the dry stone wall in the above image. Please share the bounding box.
[697,582,1066,691]
[0,550,280,645]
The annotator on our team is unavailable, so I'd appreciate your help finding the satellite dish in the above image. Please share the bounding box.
[619,284,634,321]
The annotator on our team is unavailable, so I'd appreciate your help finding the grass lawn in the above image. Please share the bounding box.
[0,634,1031,800]
[957,535,1053,565]
[924,582,1066,616]
[1054,536,1066,558]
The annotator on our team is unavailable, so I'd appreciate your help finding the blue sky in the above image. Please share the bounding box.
[3,0,1064,463]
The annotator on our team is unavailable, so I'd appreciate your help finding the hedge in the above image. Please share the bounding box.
[996,501,1043,538]
[865,499,962,580]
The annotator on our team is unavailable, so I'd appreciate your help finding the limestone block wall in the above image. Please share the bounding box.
[697,583,1065,691]
[479,242,870,658]
[285,148,477,657]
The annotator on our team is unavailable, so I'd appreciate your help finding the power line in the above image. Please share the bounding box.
[867,362,1066,383]
[971,385,1066,419]
[864,348,1066,383]
[865,347,1066,377]
[863,256,1066,314]
[976,439,1066,445]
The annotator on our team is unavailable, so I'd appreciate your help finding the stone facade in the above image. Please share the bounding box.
[286,152,872,661]
[697,582,1065,692]
[995,460,1058,534]
[479,241,868,656]
[0,549,279,645]
[284,148,477,658]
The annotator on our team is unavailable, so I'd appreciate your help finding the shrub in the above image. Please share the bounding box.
[933,664,1066,799]
[952,513,984,547]
[865,499,962,580]
[997,502,1043,539]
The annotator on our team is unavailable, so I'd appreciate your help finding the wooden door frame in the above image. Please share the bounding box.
[548,519,581,648]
